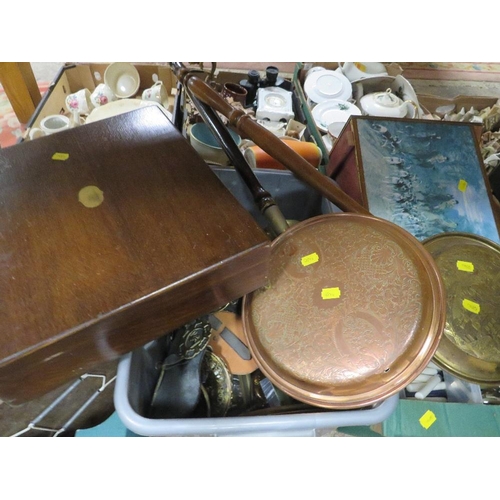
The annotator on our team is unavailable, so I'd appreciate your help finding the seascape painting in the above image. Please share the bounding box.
[357,119,500,243]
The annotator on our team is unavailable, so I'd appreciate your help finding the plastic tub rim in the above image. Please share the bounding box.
[113,352,399,437]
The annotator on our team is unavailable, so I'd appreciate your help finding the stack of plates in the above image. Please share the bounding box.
[304,69,358,138]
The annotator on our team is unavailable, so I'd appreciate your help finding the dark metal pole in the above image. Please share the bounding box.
[187,89,289,236]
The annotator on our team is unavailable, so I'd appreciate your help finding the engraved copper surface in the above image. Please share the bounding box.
[243,214,446,409]
[423,233,500,386]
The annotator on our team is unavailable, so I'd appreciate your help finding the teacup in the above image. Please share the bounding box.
[90,83,117,107]
[339,62,388,82]
[65,88,94,115]
[327,121,347,140]
[141,80,168,106]
[221,82,248,106]
[104,62,140,99]
[29,114,71,140]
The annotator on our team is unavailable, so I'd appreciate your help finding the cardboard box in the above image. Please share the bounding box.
[26,63,318,161]
[293,62,500,172]
[24,63,178,140]
[326,115,500,243]
[179,67,322,165]
[187,68,306,129]
[418,93,500,132]
[292,62,404,170]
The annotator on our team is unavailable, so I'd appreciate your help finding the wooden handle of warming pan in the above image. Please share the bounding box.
[176,67,371,216]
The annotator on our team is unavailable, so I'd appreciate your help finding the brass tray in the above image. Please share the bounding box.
[242,214,445,409]
[423,232,500,386]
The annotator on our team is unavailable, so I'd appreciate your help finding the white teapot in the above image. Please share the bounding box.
[360,88,417,118]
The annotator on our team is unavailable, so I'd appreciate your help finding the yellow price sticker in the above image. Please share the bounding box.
[52,152,69,161]
[456,260,475,273]
[419,410,437,430]
[301,252,319,267]
[463,299,480,314]
[354,62,367,72]
[458,179,468,192]
[321,287,341,300]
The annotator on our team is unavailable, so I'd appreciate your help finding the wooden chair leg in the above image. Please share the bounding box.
[0,62,41,124]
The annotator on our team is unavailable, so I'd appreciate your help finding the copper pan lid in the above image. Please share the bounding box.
[423,232,500,386]
[242,214,446,409]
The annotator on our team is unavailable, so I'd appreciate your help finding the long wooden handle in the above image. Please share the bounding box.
[177,68,371,216]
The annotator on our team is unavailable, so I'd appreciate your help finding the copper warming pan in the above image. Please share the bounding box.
[173,64,446,409]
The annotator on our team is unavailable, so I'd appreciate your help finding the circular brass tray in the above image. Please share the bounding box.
[423,232,500,386]
[242,214,446,409]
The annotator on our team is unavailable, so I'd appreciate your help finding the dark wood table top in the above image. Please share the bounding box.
[0,105,270,403]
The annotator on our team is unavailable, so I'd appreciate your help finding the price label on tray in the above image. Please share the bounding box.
[301,252,319,267]
[321,287,341,300]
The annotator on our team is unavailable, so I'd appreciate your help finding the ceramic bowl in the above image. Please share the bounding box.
[104,62,140,99]
[189,122,241,166]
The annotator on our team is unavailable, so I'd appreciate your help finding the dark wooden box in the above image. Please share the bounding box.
[0,105,271,404]
[326,116,500,243]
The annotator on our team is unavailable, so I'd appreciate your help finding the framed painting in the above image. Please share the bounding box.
[327,116,500,243]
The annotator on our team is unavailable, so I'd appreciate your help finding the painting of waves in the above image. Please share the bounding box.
[357,119,500,243]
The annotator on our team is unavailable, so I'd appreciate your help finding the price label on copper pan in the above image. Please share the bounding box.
[243,214,445,409]
[423,233,500,385]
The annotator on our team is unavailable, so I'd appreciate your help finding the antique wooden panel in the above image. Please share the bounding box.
[0,106,271,403]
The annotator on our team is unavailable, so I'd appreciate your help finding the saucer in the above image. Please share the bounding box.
[311,99,361,133]
[85,99,162,123]
[304,69,352,104]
